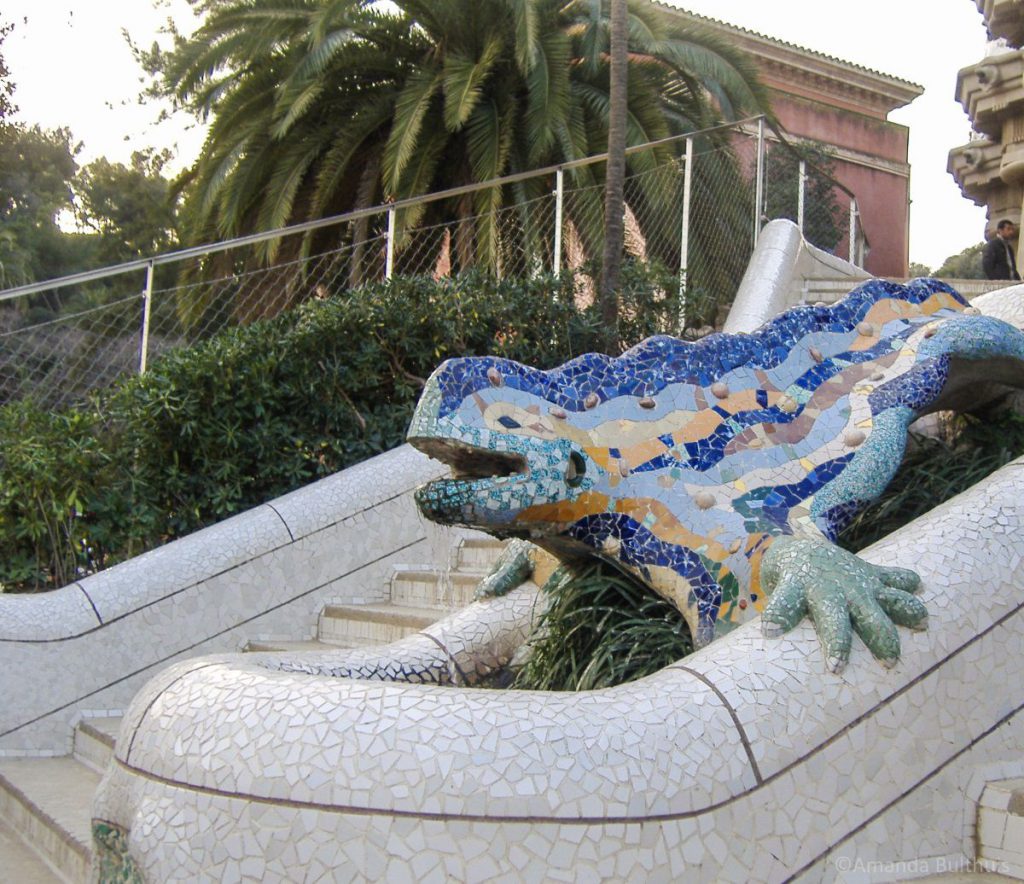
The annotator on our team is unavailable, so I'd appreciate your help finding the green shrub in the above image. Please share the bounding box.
[0,264,680,591]
[0,400,106,589]
[512,561,693,691]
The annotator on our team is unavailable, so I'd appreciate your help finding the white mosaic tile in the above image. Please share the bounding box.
[80,504,291,622]
[88,453,1024,880]
[0,449,449,753]
[270,445,444,540]
[0,583,100,641]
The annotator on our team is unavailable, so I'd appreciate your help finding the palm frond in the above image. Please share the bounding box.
[383,66,443,195]
[524,28,572,164]
[254,139,326,259]
[442,35,503,132]
[504,0,540,72]
[308,102,394,219]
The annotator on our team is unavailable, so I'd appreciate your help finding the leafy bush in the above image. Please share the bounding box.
[0,263,680,591]
[512,561,693,691]
[0,400,106,589]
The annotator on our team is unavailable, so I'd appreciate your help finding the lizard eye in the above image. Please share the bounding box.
[566,451,587,487]
[497,415,522,429]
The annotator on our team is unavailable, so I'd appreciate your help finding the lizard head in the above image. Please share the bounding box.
[407,352,605,545]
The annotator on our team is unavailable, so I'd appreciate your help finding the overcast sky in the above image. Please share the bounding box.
[2,0,994,269]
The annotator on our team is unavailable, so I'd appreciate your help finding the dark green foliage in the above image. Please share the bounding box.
[838,410,1024,553]
[513,560,693,691]
[933,243,986,281]
[74,150,180,264]
[0,18,15,122]
[0,400,106,589]
[0,263,679,591]
[0,123,79,289]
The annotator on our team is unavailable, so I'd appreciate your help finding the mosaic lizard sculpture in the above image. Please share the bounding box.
[409,279,1024,672]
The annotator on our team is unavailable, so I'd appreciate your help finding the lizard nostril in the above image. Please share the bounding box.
[566,451,587,487]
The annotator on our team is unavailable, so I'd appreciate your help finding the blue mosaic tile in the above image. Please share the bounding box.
[409,278,1024,659]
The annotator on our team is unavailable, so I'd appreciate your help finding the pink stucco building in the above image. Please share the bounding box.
[663,8,923,277]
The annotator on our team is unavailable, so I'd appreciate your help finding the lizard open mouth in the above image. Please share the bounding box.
[412,437,529,481]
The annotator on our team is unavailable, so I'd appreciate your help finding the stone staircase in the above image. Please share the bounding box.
[0,534,506,882]
[800,276,1011,307]
[977,779,1024,878]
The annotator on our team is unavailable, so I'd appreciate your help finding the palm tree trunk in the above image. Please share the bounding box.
[599,0,628,351]
[348,153,382,288]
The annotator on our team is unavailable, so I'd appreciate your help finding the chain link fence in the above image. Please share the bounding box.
[0,116,866,409]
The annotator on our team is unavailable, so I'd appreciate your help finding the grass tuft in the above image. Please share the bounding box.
[512,561,693,691]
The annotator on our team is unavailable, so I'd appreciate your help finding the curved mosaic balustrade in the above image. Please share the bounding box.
[260,582,541,685]
[92,457,1024,880]
[723,219,868,335]
[0,445,448,754]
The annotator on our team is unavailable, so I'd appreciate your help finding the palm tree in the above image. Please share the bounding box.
[599,0,628,347]
[161,0,771,317]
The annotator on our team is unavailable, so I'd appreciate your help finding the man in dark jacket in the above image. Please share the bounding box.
[982,219,1021,281]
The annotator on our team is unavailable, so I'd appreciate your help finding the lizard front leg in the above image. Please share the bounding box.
[760,537,928,673]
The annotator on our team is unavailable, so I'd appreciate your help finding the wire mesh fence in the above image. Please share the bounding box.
[0,116,866,409]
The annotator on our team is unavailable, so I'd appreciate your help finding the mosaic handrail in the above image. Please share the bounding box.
[92,457,1024,878]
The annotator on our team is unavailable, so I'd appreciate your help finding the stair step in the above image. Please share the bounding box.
[389,568,483,609]
[318,603,444,647]
[0,756,100,883]
[0,817,62,883]
[455,536,508,569]
[73,716,121,775]
[977,778,1024,879]
[801,277,870,305]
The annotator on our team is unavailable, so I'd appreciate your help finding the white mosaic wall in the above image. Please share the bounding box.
[0,445,448,754]
[976,778,1024,880]
[92,454,1024,880]
[723,219,867,335]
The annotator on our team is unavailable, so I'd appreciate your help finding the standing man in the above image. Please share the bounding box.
[982,219,1022,281]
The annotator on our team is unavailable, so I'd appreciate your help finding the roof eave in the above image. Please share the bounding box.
[653,3,924,112]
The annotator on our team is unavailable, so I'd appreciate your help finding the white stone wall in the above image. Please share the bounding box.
[722,219,868,335]
[0,445,447,754]
[92,457,1024,880]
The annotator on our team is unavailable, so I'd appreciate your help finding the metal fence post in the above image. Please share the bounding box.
[139,261,155,374]
[553,167,564,272]
[798,159,807,234]
[753,116,766,246]
[678,137,693,329]
[849,198,859,266]
[385,203,396,280]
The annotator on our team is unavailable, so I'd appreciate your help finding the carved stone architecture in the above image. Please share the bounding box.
[978,0,1024,46]
[950,2,1024,253]
[661,6,923,278]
